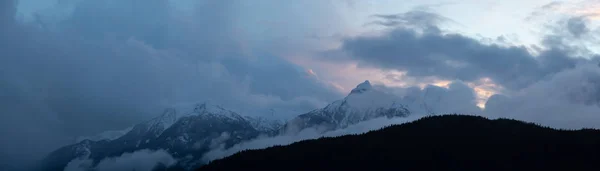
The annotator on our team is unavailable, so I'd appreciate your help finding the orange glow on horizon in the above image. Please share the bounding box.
[549,2,600,20]
[432,80,452,88]
[468,77,503,109]
[287,54,501,109]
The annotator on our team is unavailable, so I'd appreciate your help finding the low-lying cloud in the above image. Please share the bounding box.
[484,64,600,129]
[202,114,426,163]
[64,149,176,171]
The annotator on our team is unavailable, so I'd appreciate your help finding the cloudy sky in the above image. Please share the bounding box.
[3,0,600,169]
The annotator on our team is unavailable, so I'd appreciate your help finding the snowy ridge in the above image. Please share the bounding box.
[75,127,133,143]
[118,102,247,139]
[344,80,398,110]
[191,103,247,122]
[244,116,284,132]
[126,108,179,138]
[169,102,283,132]
[146,108,178,134]
[349,80,373,94]
[71,140,93,159]
[73,102,282,144]
[166,102,248,122]
[315,80,409,128]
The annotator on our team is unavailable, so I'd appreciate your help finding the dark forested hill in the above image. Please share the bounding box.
[196,115,600,171]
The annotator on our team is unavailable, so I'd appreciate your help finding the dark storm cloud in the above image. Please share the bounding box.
[0,0,343,168]
[339,10,596,91]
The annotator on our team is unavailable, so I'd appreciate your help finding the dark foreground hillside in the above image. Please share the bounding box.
[197,115,600,171]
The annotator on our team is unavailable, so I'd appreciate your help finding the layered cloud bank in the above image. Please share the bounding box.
[334,10,598,91]
[386,10,600,124]
[329,9,600,129]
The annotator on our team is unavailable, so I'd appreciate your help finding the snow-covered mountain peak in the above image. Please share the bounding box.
[147,108,178,128]
[194,102,225,113]
[350,80,373,94]
[244,116,284,133]
[285,81,410,130]
[190,102,246,122]
[343,81,399,111]
[74,127,133,143]
[167,102,243,119]
[121,108,178,138]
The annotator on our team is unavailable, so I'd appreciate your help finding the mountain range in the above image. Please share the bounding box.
[37,80,411,170]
